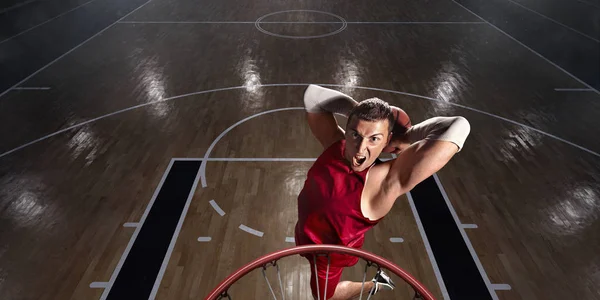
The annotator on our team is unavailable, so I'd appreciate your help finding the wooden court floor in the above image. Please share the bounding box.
[1,0,599,299]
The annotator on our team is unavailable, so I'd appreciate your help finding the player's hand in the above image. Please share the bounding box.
[382,106,412,154]
[383,136,411,154]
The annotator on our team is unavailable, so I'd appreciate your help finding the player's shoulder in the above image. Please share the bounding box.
[366,161,393,188]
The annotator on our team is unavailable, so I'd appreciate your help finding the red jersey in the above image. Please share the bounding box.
[295,139,381,266]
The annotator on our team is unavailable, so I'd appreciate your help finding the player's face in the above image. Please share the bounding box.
[344,118,391,172]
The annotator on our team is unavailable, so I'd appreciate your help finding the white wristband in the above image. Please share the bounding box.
[405,116,471,151]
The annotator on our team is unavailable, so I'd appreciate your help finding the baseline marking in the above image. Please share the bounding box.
[389,237,405,243]
[197,237,212,242]
[285,237,295,243]
[122,222,139,228]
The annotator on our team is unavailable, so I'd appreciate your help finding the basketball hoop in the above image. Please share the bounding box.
[205,244,436,300]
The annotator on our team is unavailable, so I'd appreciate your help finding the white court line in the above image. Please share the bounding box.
[98,159,175,300]
[119,20,485,24]
[122,222,139,228]
[209,200,225,216]
[491,284,512,290]
[407,192,451,300]
[574,0,600,9]
[199,107,304,187]
[197,237,212,242]
[285,237,295,243]
[89,282,109,289]
[200,91,600,190]
[170,157,206,161]
[119,21,256,24]
[2,84,600,160]
[346,21,485,24]
[460,224,478,229]
[432,174,498,300]
[0,0,98,45]
[148,159,203,300]
[506,0,598,42]
[450,1,600,97]
[554,88,595,92]
[0,0,152,100]
[389,237,404,243]
[239,224,264,237]
[0,0,38,14]
[11,87,51,90]
[176,157,396,162]
[206,157,317,162]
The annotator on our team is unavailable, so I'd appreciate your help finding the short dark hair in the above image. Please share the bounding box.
[347,98,394,132]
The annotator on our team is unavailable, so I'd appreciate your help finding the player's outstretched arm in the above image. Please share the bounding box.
[303,85,358,149]
[370,117,471,215]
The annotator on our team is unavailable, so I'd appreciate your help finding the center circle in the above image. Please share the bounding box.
[255,10,347,39]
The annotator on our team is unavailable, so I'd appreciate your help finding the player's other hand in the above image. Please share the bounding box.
[382,106,412,154]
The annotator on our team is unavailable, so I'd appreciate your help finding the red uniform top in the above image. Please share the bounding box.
[295,139,381,266]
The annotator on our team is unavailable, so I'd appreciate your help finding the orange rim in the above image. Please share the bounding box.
[204,244,436,300]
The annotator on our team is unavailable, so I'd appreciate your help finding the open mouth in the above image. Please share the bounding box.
[353,154,367,167]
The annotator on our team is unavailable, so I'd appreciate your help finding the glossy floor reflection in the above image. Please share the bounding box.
[456,0,600,89]
[0,0,599,299]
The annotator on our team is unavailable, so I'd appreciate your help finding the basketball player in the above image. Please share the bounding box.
[295,85,471,299]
